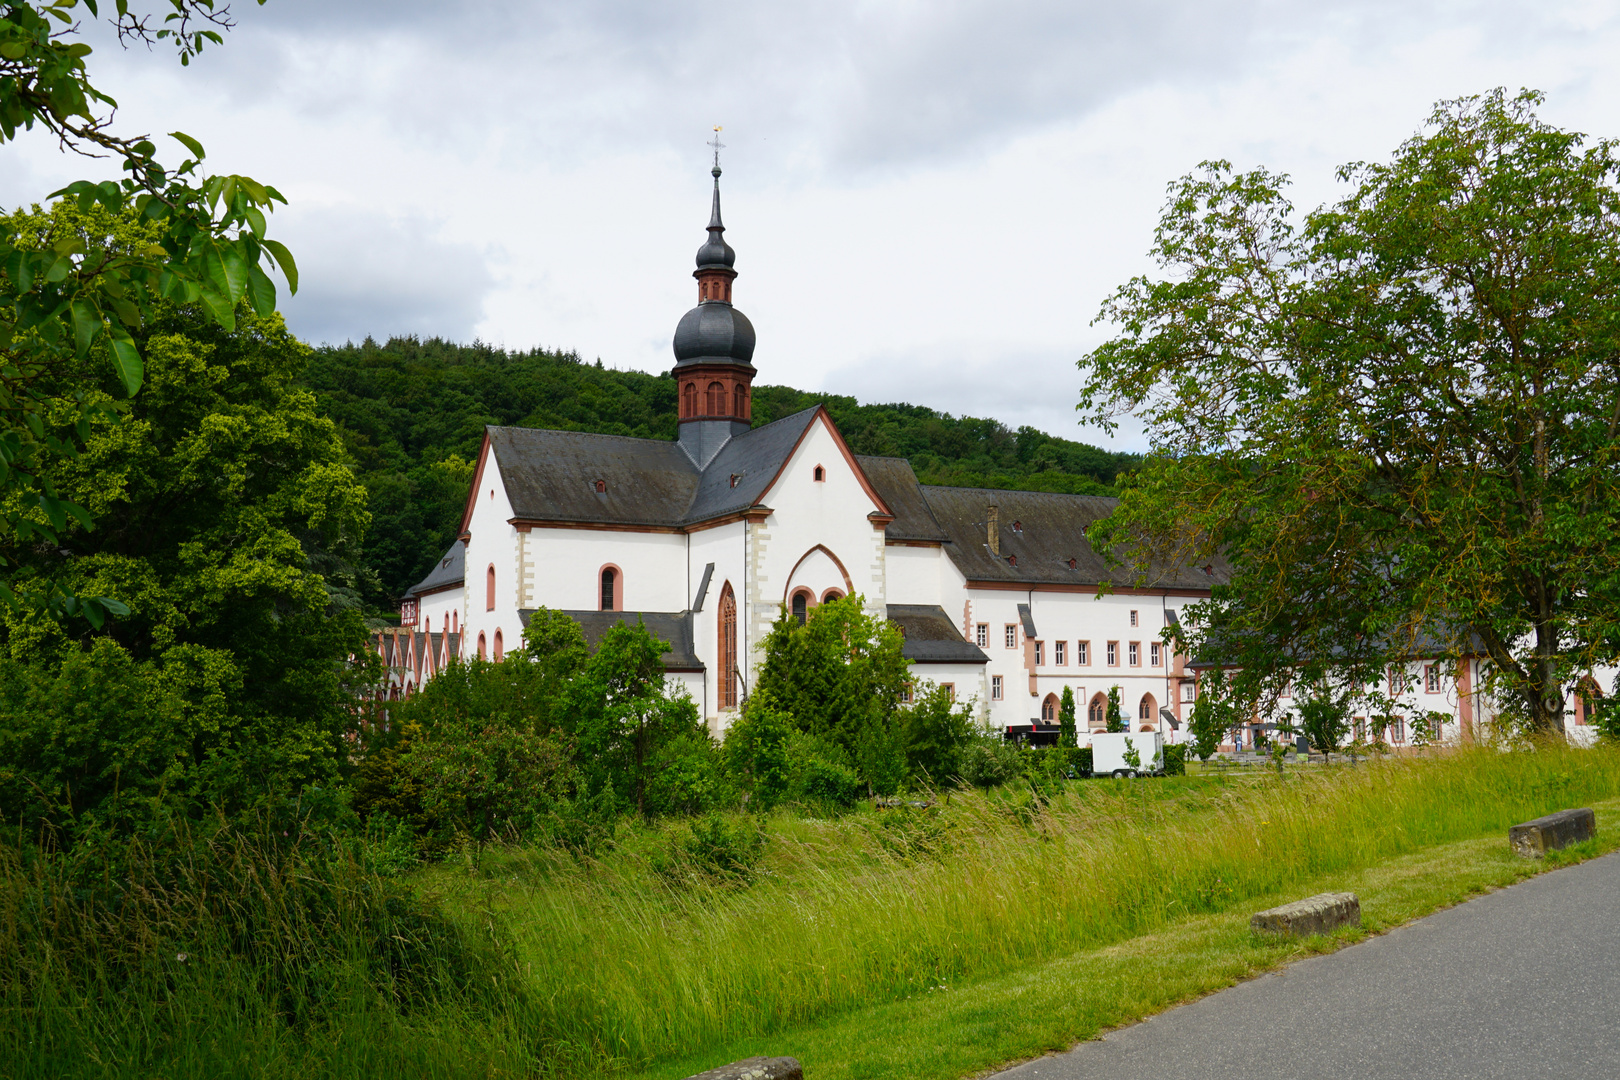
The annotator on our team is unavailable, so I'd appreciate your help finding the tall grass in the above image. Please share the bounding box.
[5,744,1618,1079]
[424,742,1620,1072]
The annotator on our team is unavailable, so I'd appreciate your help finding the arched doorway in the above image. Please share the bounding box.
[1138,692,1157,731]
[718,582,738,709]
[1041,693,1059,723]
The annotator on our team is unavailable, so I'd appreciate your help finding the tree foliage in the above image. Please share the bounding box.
[1,0,294,620]
[1084,90,1620,732]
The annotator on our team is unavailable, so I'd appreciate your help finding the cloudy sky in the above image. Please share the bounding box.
[6,0,1620,449]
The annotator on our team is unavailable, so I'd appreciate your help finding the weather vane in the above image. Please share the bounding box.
[709,125,725,172]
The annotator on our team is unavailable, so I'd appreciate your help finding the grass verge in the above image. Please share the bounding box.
[642,806,1620,1080]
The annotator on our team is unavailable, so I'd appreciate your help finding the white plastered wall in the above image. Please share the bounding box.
[687,520,745,735]
[748,416,888,690]
[462,448,520,661]
[520,527,688,613]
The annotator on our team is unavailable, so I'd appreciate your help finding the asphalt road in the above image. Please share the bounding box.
[992,851,1620,1080]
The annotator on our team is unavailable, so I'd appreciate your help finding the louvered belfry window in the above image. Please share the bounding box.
[707,381,726,416]
[719,583,738,708]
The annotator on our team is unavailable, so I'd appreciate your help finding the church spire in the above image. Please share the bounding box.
[673,127,756,466]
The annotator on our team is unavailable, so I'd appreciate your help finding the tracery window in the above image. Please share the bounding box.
[719,583,738,708]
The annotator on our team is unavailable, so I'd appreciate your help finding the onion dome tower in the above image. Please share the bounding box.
[674,131,756,466]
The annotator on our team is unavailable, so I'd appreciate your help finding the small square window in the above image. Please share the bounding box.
[1055,641,1066,665]
[976,623,989,648]
[941,683,955,701]
[1077,640,1089,665]
[1005,624,1018,649]
[991,675,1003,701]
[1034,641,1045,666]
[901,682,913,704]
[1128,642,1140,666]
[1107,641,1118,666]
[1129,610,1139,627]
[1150,641,1161,666]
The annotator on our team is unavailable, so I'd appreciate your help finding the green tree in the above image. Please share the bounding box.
[1,1,296,620]
[1083,90,1620,734]
[722,692,794,810]
[0,285,372,834]
[1295,694,1351,760]
[1105,685,1125,733]
[1057,685,1077,747]
[566,619,704,816]
[1186,669,1233,762]
[753,593,910,774]
[900,680,976,785]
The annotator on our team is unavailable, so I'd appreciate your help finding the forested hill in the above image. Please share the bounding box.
[303,335,1140,605]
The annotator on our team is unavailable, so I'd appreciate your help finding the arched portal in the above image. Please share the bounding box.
[1041,693,1059,723]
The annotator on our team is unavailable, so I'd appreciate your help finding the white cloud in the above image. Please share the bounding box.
[5,0,1620,450]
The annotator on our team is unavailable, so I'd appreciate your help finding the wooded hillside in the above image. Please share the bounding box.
[302,335,1139,603]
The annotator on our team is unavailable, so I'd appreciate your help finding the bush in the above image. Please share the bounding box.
[797,758,863,807]
[1163,744,1187,775]
[959,736,1021,790]
[645,733,732,816]
[655,813,768,885]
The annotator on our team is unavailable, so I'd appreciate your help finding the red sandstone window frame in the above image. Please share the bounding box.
[821,588,844,604]
[599,564,623,612]
[975,623,989,648]
[493,629,504,662]
[486,565,496,611]
[718,582,738,709]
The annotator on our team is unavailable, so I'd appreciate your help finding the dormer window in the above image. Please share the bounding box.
[1067,558,1078,570]
[729,474,740,489]
[1012,520,1023,534]
[1006,554,1017,567]
[813,465,825,482]
[593,479,607,494]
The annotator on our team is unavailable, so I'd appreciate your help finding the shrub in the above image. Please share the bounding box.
[797,758,863,807]
[959,736,1020,790]
[1074,746,1094,777]
[655,813,768,885]
[1163,744,1187,775]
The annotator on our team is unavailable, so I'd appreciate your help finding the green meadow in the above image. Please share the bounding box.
[6,743,1618,1080]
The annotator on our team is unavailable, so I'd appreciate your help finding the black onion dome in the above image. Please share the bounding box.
[695,169,735,268]
[673,302,755,368]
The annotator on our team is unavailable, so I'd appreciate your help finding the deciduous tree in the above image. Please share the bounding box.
[1084,90,1620,733]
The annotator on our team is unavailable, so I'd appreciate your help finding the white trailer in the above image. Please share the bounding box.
[1089,731,1165,778]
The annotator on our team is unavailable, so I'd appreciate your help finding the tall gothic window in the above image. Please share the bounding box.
[707,381,726,416]
[486,565,496,611]
[719,582,738,708]
[683,382,696,417]
[600,567,617,611]
[733,383,746,418]
[493,629,505,662]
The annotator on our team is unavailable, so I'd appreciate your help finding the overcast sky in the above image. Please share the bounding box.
[6,0,1620,449]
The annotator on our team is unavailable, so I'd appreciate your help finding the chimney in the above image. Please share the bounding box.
[987,505,999,556]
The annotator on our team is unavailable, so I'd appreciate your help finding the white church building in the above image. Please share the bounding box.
[376,160,1599,747]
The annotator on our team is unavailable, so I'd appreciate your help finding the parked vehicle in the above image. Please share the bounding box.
[1089,731,1165,778]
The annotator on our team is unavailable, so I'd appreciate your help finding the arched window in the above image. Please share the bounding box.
[821,588,844,604]
[486,565,496,611]
[493,629,504,662]
[719,583,738,709]
[1041,693,1058,723]
[813,465,825,482]
[791,589,812,625]
[683,382,696,417]
[451,610,458,633]
[1139,693,1157,721]
[707,381,726,416]
[733,383,746,418]
[1088,693,1108,730]
[599,565,621,611]
[477,631,487,660]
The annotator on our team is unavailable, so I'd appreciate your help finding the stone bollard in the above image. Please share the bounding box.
[1251,892,1361,938]
[683,1057,803,1080]
[1509,808,1596,858]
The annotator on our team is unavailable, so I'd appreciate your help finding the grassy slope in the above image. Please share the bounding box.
[412,744,1620,1080]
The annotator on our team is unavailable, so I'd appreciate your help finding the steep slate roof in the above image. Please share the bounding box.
[485,407,825,529]
[856,456,950,542]
[886,604,988,664]
[918,486,1231,590]
[521,609,706,672]
[407,541,465,596]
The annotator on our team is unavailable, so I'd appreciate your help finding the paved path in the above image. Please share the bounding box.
[993,852,1620,1080]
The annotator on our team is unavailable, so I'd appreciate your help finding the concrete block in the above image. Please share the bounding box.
[683,1057,803,1080]
[1509,808,1596,858]
[1251,892,1361,938]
